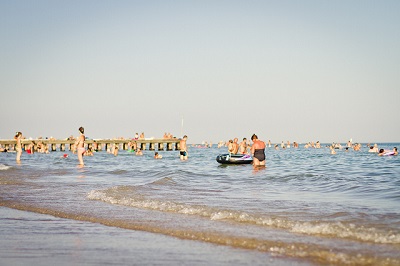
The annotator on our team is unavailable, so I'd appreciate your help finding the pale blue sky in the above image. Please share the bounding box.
[1,0,399,143]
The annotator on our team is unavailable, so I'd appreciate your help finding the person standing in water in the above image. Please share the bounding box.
[232,138,239,154]
[74,127,85,166]
[15,131,22,162]
[179,135,188,161]
[251,134,266,167]
[239,138,248,154]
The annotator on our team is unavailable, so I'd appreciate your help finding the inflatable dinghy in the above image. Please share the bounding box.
[216,154,253,164]
[383,151,395,156]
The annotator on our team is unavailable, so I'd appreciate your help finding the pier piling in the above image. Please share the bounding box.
[0,139,181,153]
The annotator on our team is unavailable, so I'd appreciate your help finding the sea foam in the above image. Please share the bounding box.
[0,164,11,170]
[87,187,400,245]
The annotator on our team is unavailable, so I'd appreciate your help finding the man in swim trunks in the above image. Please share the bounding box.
[180,135,188,161]
[239,138,248,154]
[232,138,239,154]
[251,134,266,166]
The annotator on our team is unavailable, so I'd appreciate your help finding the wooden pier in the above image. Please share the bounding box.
[0,139,181,152]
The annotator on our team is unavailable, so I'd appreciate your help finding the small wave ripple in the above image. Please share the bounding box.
[0,164,11,171]
[87,186,400,245]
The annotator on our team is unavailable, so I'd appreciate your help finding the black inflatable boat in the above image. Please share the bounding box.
[216,154,253,164]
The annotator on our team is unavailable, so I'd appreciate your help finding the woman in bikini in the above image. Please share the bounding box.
[251,134,266,167]
[74,127,85,166]
[15,132,22,162]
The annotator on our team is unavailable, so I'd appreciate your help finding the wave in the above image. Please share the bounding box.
[0,164,11,171]
[87,186,400,245]
[2,200,399,266]
[149,177,176,186]
[109,169,129,175]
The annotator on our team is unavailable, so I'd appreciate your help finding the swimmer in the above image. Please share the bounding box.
[231,138,239,154]
[154,152,162,159]
[315,141,321,149]
[179,135,188,161]
[369,144,379,153]
[239,138,248,154]
[85,148,94,156]
[135,148,143,156]
[113,144,119,156]
[353,143,361,151]
[347,140,352,148]
[14,132,22,162]
[251,134,266,167]
[378,149,385,156]
[227,139,234,154]
[92,141,98,152]
[74,127,85,166]
[378,147,398,156]
[26,141,35,154]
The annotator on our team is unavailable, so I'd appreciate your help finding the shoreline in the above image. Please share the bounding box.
[0,206,309,266]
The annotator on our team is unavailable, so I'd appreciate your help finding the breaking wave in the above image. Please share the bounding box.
[87,186,400,245]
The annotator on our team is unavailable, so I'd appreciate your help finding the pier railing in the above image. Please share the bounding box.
[0,139,181,152]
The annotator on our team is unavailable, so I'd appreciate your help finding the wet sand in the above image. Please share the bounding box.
[0,207,310,266]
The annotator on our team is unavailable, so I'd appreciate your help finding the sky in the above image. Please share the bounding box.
[1,0,399,144]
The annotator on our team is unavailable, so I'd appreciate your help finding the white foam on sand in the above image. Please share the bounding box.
[0,164,11,170]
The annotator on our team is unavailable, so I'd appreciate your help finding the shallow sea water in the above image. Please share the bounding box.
[1,143,399,265]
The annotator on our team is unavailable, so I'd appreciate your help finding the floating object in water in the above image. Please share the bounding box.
[216,154,253,164]
[383,151,395,156]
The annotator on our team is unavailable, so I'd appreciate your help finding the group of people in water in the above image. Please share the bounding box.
[225,136,398,165]
[9,128,189,166]
[226,134,266,166]
[7,128,398,167]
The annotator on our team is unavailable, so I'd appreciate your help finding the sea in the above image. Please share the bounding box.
[0,143,399,265]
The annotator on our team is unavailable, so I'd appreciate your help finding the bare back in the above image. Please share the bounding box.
[251,140,265,153]
[76,134,85,149]
[180,139,187,151]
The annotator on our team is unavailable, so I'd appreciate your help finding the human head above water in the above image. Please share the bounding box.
[79,127,84,134]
